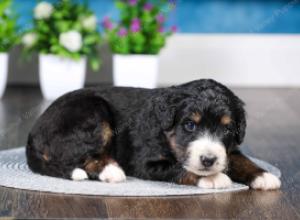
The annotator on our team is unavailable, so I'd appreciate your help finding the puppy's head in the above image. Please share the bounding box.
[155,79,246,176]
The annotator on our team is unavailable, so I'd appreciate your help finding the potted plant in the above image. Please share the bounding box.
[22,0,101,100]
[0,0,18,98]
[103,0,176,88]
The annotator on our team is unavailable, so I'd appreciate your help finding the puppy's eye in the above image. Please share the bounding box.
[184,121,197,132]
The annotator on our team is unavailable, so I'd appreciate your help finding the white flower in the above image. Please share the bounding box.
[34,2,53,19]
[59,31,82,52]
[22,33,37,48]
[82,15,97,30]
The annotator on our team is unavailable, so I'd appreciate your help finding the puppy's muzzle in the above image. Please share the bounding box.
[200,155,217,168]
[185,134,227,176]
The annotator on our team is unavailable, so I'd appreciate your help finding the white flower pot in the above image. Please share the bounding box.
[113,54,159,88]
[39,54,86,100]
[0,53,8,98]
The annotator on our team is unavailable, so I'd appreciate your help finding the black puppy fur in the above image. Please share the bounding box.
[26,79,271,188]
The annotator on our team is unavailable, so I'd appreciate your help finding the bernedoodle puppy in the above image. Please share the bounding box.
[26,79,281,190]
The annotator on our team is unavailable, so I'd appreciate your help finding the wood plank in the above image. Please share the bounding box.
[0,187,13,217]
[0,187,108,219]
[105,191,299,219]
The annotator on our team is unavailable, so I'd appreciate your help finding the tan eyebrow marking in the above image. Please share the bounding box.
[102,122,113,146]
[42,153,49,161]
[221,115,232,125]
[191,112,201,123]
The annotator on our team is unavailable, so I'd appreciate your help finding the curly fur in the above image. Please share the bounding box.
[26,79,280,190]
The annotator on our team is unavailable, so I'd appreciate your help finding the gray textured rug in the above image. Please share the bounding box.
[0,147,281,196]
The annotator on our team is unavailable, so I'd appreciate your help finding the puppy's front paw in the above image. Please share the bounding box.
[198,173,232,189]
[71,168,88,181]
[99,164,126,183]
[251,172,281,190]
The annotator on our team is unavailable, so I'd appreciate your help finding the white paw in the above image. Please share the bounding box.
[198,173,232,189]
[71,168,88,181]
[251,172,281,190]
[99,164,126,183]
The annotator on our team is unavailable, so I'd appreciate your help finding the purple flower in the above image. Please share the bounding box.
[158,26,164,33]
[102,16,113,30]
[118,27,128,36]
[156,14,165,23]
[143,2,153,11]
[130,18,140,32]
[128,0,138,6]
[170,25,177,33]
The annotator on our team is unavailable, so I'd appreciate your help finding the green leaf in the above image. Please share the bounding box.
[89,57,101,71]
[83,35,98,45]
[20,0,102,70]
[0,0,18,51]
[104,0,173,54]
[115,1,126,10]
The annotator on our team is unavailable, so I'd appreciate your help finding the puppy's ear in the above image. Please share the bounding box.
[153,93,178,131]
[234,97,247,145]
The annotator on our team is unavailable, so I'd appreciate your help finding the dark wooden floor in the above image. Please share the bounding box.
[0,86,300,219]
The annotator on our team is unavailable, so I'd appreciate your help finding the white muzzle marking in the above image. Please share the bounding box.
[184,134,227,176]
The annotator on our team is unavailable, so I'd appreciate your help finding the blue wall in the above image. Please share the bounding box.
[14,0,300,33]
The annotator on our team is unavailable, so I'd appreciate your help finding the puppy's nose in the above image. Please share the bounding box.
[200,155,217,168]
